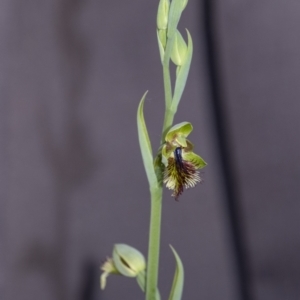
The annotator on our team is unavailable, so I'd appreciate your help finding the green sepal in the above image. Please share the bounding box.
[165,122,193,143]
[137,92,158,188]
[171,29,193,113]
[170,30,187,66]
[183,152,207,169]
[168,245,184,300]
[136,271,161,300]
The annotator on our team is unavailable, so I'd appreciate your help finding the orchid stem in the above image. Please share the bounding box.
[146,186,163,300]
[146,38,176,300]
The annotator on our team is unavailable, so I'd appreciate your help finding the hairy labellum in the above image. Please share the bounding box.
[163,147,201,200]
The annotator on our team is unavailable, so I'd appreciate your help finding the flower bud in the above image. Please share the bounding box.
[113,244,146,277]
[170,30,187,66]
[157,0,170,30]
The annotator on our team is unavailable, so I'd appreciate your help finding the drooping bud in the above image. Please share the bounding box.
[112,244,146,277]
[100,244,146,290]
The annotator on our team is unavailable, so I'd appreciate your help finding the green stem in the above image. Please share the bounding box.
[161,34,176,142]
[146,186,163,300]
[161,64,174,143]
[162,107,176,142]
[146,28,177,300]
[163,61,172,108]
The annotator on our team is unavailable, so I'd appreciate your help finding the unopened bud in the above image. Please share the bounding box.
[157,0,170,30]
[170,30,187,66]
[113,244,146,277]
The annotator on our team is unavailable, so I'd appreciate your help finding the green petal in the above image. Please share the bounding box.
[183,152,207,169]
[161,141,174,161]
[184,139,194,152]
[176,136,187,147]
[168,245,184,300]
[100,272,109,290]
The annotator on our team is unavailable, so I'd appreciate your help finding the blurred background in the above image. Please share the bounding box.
[1,0,300,299]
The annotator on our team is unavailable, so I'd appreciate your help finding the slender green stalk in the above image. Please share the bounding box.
[161,33,176,141]
[102,2,196,298]
[146,28,178,300]
[163,61,172,108]
[161,63,175,142]
[146,6,184,297]
[146,66,173,300]
[146,186,163,300]
[162,107,176,142]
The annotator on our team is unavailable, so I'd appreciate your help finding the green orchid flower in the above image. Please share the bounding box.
[162,122,207,200]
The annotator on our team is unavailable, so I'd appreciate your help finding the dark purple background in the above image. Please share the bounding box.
[1,1,299,299]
